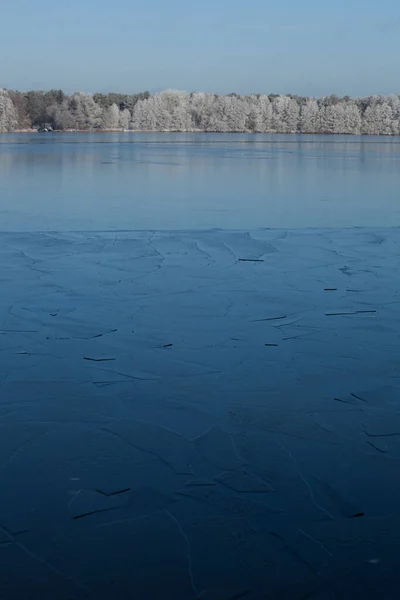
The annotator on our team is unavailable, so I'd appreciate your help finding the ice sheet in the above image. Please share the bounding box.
[1,227,400,597]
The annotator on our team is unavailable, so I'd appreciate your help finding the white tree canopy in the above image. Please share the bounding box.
[300,98,320,133]
[2,88,400,135]
[119,108,131,130]
[0,90,18,132]
[102,103,120,130]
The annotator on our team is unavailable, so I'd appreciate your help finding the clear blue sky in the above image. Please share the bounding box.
[1,0,399,97]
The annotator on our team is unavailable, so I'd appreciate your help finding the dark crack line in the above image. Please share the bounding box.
[0,523,97,598]
[276,440,334,520]
[367,440,388,453]
[83,357,116,362]
[95,488,131,497]
[351,392,368,403]
[298,528,333,557]
[75,328,118,340]
[270,531,326,583]
[101,427,180,473]
[1,430,49,469]
[87,366,158,381]
[72,507,119,520]
[165,510,200,598]
[362,430,400,438]
[253,315,288,322]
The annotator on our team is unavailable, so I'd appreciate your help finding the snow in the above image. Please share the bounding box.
[1,227,400,598]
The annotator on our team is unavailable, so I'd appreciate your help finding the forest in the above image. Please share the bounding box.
[1,88,400,135]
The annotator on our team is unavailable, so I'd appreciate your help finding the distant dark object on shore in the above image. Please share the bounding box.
[37,123,53,132]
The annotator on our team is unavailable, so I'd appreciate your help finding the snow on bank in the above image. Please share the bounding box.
[1,227,400,598]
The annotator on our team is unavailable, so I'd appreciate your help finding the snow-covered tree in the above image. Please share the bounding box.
[119,108,131,130]
[53,92,103,130]
[206,95,229,132]
[376,102,394,136]
[131,98,157,131]
[102,103,120,129]
[151,93,173,130]
[362,99,394,136]
[319,104,342,133]
[388,96,400,135]
[300,98,320,133]
[52,103,75,130]
[258,95,273,132]
[189,92,217,131]
[319,102,361,134]
[271,96,300,133]
[0,90,18,132]
[205,95,248,132]
[245,95,263,132]
[361,105,380,135]
[157,90,191,131]
[342,102,361,134]
[226,95,249,131]
[7,91,31,129]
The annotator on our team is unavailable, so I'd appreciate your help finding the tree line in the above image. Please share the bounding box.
[1,88,400,135]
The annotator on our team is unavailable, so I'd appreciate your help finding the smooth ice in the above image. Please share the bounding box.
[1,227,400,598]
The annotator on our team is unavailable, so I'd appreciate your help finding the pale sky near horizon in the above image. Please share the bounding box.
[1,0,399,97]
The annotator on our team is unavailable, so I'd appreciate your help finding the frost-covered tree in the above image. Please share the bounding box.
[207,96,231,132]
[0,90,18,132]
[53,93,103,130]
[131,90,192,131]
[226,95,249,131]
[271,96,300,133]
[300,98,320,133]
[206,95,249,132]
[73,92,103,130]
[157,90,191,131]
[24,89,65,127]
[361,99,394,136]
[102,103,120,129]
[51,102,75,130]
[376,102,394,136]
[361,105,380,135]
[119,108,131,130]
[319,104,341,133]
[189,92,217,131]
[258,95,273,132]
[342,102,362,134]
[245,95,263,132]
[151,93,173,130]
[7,91,31,129]
[319,102,361,134]
[131,98,157,131]
[387,96,400,135]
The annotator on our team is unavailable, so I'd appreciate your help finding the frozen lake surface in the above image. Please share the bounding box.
[1,134,400,598]
[1,132,400,230]
[1,227,400,598]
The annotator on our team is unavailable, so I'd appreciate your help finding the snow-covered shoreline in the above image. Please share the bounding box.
[1,227,400,597]
[2,129,400,136]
